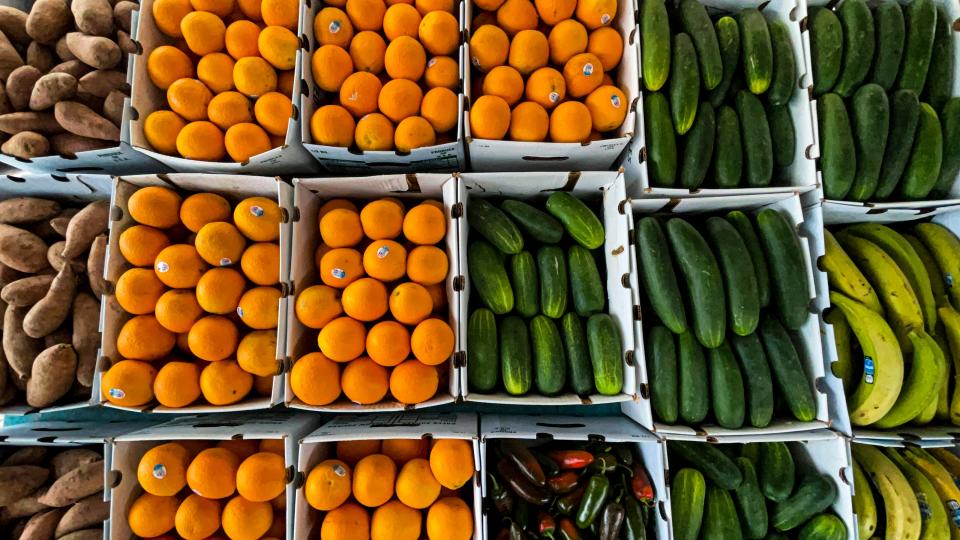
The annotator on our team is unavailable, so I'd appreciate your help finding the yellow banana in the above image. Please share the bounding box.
[823,229,885,314]
[928,449,960,481]
[916,223,960,309]
[887,448,952,540]
[906,233,951,309]
[935,327,953,421]
[854,445,922,540]
[853,457,879,539]
[874,331,944,429]
[902,447,960,540]
[917,390,941,425]
[826,306,857,392]
[831,291,904,426]
[937,305,960,425]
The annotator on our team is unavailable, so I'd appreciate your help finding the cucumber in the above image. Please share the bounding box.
[678,330,708,424]
[468,198,523,255]
[641,0,671,92]
[467,308,498,393]
[771,474,837,531]
[671,440,743,490]
[645,92,678,187]
[847,84,890,201]
[899,102,943,200]
[545,192,604,250]
[766,103,795,168]
[714,105,743,188]
[833,0,874,97]
[708,16,740,108]
[923,7,953,112]
[767,20,795,106]
[875,89,921,200]
[501,199,563,244]
[931,98,960,198]
[586,313,624,395]
[500,315,532,395]
[730,332,774,428]
[760,441,796,502]
[736,91,773,187]
[670,32,700,135]
[510,251,539,318]
[680,0,722,90]
[672,468,706,540]
[759,318,817,422]
[530,315,566,395]
[561,313,594,395]
[739,8,772,95]
[680,101,716,189]
[648,325,678,423]
[468,240,514,315]
[898,0,937,93]
[709,342,746,429]
[705,216,759,336]
[726,210,770,308]
[871,2,905,90]
[537,246,568,319]
[665,218,726,349]
[756,208,809,330]
[568,245,604,317]
[798,514,847,540]
[809,8,842,95]
[733,457,768,539]
[636,216,687,334]
[703,484,744,540]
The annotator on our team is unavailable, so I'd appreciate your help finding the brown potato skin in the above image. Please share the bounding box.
[26,343,77,407]
[25,0,70,45]
[0,7,31,45]
[72,292,98,387]
[64,33,120,70]
[7,65,42,111]
[2,274,55,306]
[0,197,60,224]
[37,459,103,507]
[23,264,76,338]
[0,224,49,273]
[30,72,77,110]
[0,465,49,506]
[53,101,119,141]
[71,0,114,37]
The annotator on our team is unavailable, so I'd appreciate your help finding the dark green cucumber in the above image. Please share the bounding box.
[561,313,594,395]
[767,20,795,106]
[932,98,960,198]
[468,198,523,254]
[736,91,773,187]
[759,318,817,422]
[899,102,943,200]
[469,240,514,315]
[680,0,722,90]
[586,313,624,396]
[568,245,604,316]
[847,84,890,201]
[680,101,716,189]
[809,8,842,95]
[467,308,498,392]
[530,315,566,395]
[545,192,604,250]
[726,210,770,308]
[923,7,953,112]
[501,199,563,244]
[756,208,809,330]
[648,325,678,423]
[714,105,743,187]
[733,457,768,539]
[875,89,921,200]
[510,251,539,318]
[641,0,671,92]
[766,103,795,168]
[500,315,532,395]
[670,32,701,135]
[705,216,760,336]
[708,16,740,108]
[898,0,937,93]
[730,333,774,428]
[671,440,743,490]
[833,0,874,97]
[537,246,568,319]
[760,441,796,502]
[771,474,837,532]
[665,218,726,349]
[798,514,846,540]
[677,330,708,424]
[645,92,678,187]
[703,484,744,540]
[636,216,687,334]
[871,2,905,90]
[672,468,706,540]
[709,342,745,429]
[739,8,772,95]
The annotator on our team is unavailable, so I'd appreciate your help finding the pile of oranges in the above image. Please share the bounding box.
[307,0,461,152]
[467,0,628,143]
[304,438,474,540]
[142,0,298,162]
[127,438,288,539]
[291,197,453,407]
[101,186,283,409]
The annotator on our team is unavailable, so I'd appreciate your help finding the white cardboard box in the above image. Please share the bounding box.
[294,412,482,540]
[96,174,294,413]
[456,171,642,408]
[284,175,460,411]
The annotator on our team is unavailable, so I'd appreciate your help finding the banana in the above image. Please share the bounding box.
[854,445,922,540]
[902,447,960,540]
[937,305,960,425]
[874,331,945,429]
[853,457,879,539]
[831,291,905,425]
[826,306,858,392]
[916,223,960,309]
[823,229,885,314]
[917,390,941,425]
[887,448,952,540]
[846,223,938,333]
[927,449,960,481]
[906,233,951,309]
[935,326,953,421]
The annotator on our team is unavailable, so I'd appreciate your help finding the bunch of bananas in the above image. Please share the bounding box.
[822,221,960,428]
[852,445,960,540]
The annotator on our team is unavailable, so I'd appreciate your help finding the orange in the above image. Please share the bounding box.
[118,315,176,361]
[394,116,435,152]
[305,459,352,511]
[496,0,538,35]
[576,0,617,29]
[395,458,440,509]
[176,121,227,161]
[384,36,426,80]
[349,31,387,73]
[237,0,261,19]
[426,282,446,311]
[237,452,286,502]
[420,87,457,133]
[563,52,603,98]
[320,209,364,248]
[255,92,293,136]
[402,203,445,245]
[181,11,226,55]
[388,282,432,324]
[200,359,254,405]
[234,196,281,242]
[180,440,214,458]
[225,20,261,59]
[424,56,458,90]
[508,30,548,75]
[221,495,273,540]
[426,497,473,540]
[318,316,366,361]
[548,19,588,65]
[261,0,299,29]
[129,493,179,537]
[415,0,453,14]
[116,268,167,315]
[585,84,627,132]
[321,502,369,540]
[291,352,342,405]
[101,360,158,407]
[208,91,254,130]
[587,27,622,71]
[154,361,202,408]
[341,357,389,404]
[346,0,387,30]
[381,439,428,463]
[296,284,343,328]
[195,267,246,314]
[175,494,221,540]
[352,454,396,507]
[509,101,549,141]
[195,222,247,267]
[355,113,395,151]
[154,0,194,38]
[191,0,234,16]
[187,447,241,499]
[378,79,422,123]
[225,122,272,161]
[217,440,261,460]
[259,25,299,69]
[316,7,354,47]
[418,11,458,55]
[410,318,454,364]
[260,439,285,455]
[148,46,194,90]
[475,0,505,9]
[188,315,239,361]
[237,286,281,329]
[526,66,566,109]
[383,3,421,40]
[120,225,171,267]
[144,110,188,155]
[371,500,421,540]
[336,440,381,465]
[535,0,575,24]
[362,240,407,281]
[320,248,365,288]
[234,56,278,97]
[342,277,388,321]
[340,71,383,117]
[312,104,356,146]
[129,186,183,229]
[359,199,404,239]
[155,289,204,333]
[550,100,592,142]
[312,45,354,92]
[241,242,281,285]
[429,439,473,489]
[405,245,448,285]
[138,442,190,496]
[469,95,510,140]
[180,192,231,232]
[482,65,524,105]
[468,25,508,72]
[390,360,439,403]
[237,330,279,376]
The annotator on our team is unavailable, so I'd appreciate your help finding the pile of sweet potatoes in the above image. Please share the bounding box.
[0,0,138,159]
[0,196,107,409]
[0,445,106,539]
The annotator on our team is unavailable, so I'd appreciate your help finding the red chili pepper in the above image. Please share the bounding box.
[558,518,580,540]
[631,461,655,504]
[548,471,580,494]
[547,450,595,470]
[538,511,557,537]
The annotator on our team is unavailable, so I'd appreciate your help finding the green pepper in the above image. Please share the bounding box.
[575,474,610,528]
[623,497,647,540]
[513,498,530,531]
[590,453,618,474]
[509,521,524,540]
[612,444,634,466]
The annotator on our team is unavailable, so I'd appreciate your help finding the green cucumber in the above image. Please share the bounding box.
[733,457,768,539]
[847,84,890,201]
[703,484,744,540]
[680,0,722,90]
[530,315,566,395]
[680,101,716,189]
[561,313,593,395]
[586,313,624,395]
[898,0,937,93]
[767,20,795,106]
[708,16,740,108]
[757,208,809,330]
[714,105,742,187]
[500,315,532,395]
[875,89,921,200]
[672,468,706,540]
[670,32,700,135]
[645,92,678,187]
[510,251,539,318]
[678,330,708,424]
[766,103,795,168]
[636,216,687,334]
[545,192,604,250]
[468,198,523,254]
[469,240,514,315]
[923,6,953,112]
[568,245,604,317]
[759,318,817,422]
[730,332,774,428]
[726,210,770,308]
[899,102,943,200]
[760,441,796,502]
[537,246,568,319]
[648,325,678,423]
[739,8,772,95]
[501,200,563,244]
[871,2,905,90]
[709,342,745,429]
[705,216,759,336]
[798,514,847,540]
[467,308,498,393]
[932,98,960,199]
[833,0,874,97]
[671,440,743,490]
[665,218,726,349]
[641,0,671,92]
[771,474,837,532]
[736,91,773,187]
[810,8,842,95]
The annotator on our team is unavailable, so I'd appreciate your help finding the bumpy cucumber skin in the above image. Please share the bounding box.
[767,20,796,106]
[736,91,773,187]
[467,308,498,393]
[739,8,773,95]
[636,216,687,334]
[760,441,796,502]
[646,92,677,187]
[537,245,568,319]
[670,32,701,135]
[649,325,678,423]
[932,98,960,199]
[871,2,905,91]
[709,342,746,429]
[833,0,875,97]
[810,8,842,95]
[705,216,760,336]
[847,84,890,202]
[677,330,708,424]
[672,467,707,540]
[468,240,514,315]
[561,313,594,395]
[545,192,605,250]
[568,245,605,316]
[898,0,937,93]
[665,218,726,349]
[531,315,566,395]
[733,457,769,539]
[766,103,795,169]
[641,0,671,92]
[708,16,740,108]
[756,208,810,330]
[875,89,921,200]
[817,93,856,200]
[899,102,943,200]
[731,332,774,428]
[703,484,745,540]
[714,105,743,188]
[587,313,624,396]
[500,315,532,396]
[923,6,953,112]
[501,199,563,244]
[759,318,818,423]
[468,198,524,254]
[510,251,539,318]
[680,0,723,90]
[680,101,716,189]
[726,210,770,308]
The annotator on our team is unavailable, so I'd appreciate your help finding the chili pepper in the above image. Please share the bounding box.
[538,511,557,538]
[556,483,587,515]
[548,450,595,470]
[630,461,655,504]
[531,448,560,476]
[513,498,530,531]
[498,458,552,505]
[490,473,515,515]
[509,521,524,540]
[589,453,617,474]
[623,497,647,540]
[503,440,547,487]
[598,501,625,540]
[612,444,634,466]
[558,518,580,540]
[548,471,580,494]
[575,474,610,529]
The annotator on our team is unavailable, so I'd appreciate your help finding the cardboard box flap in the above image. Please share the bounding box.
[303,412,478,443]
[460,171,621,198]
[115,412,320,441]
[481,414,655,442]
[296,174,453,198]
[0,173,112,200]
[0,421,157,445]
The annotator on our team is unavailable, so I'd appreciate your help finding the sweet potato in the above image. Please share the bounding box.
[0,261,23,285]
[2,275,55,306]
[26,343,77,407]
[53,101,119,141]
[0,28,24,80]
[20,507,66,540]
[77,70,123,99]
[64,33,119,70]
[2,131,50,159]
[50,133,110,155]
[4,304,43,376]
[0,341,7,396]
[37,459,102,507]
[48,240,71,271]
[0,111,63,135]
[26,0,69,44]
[86,235,106,294]
[59,528,102,540]
[0,197,60,224]
[61,200,108,259]
[102,89,123,126]
[27,41,55,72]
[1,447,47,466]
[113,1,135,33]
[0,465,49,505]
[71,292,98,387]
[0,80,12,115]
[50,61,89,81]
[24,264,76,338]
[0,7,30,45]
[116,29,135,54]
[0,223,49,272]
[10,368,27,390]
[30,72,77,110]
[54,494,108,537]
[49,208,79,237]
[50,449,99,479]
[54,36,74,61]
[71,0,113,36]
[0,487,49,519]
[7,65,42,111]
[44,321,71,348]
